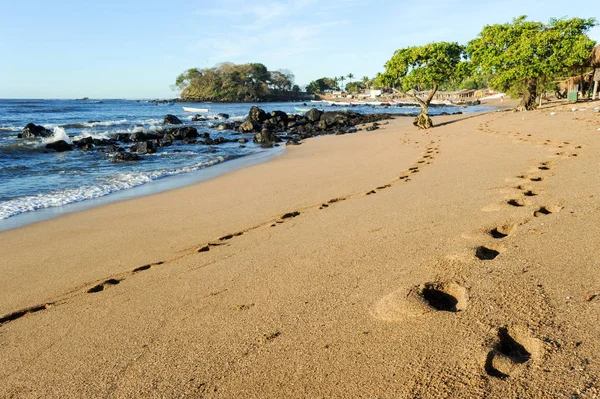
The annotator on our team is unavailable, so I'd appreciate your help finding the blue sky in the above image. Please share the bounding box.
[1,0,598,98]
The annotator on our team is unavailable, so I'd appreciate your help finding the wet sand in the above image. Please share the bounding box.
[1,99,600,398]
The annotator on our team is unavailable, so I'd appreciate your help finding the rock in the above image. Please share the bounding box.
[305,108,323,122]
[270,110,288,122]
[238,138,248,144]
[80,143,94,151]
[74,136,94,147]
[45,140,73,152]
[212,137,230,145]
[192,115,207,122]
[216,123,233,131]
[321,111,349,127]
[132,141,156,154]
[254,129,281,144]
[216,113,230,120]
[163,114,183,125]
[247,106,267,123]
[239,120,260,133]
[112,152,141,162]
[22,123,53,138]
[113,133,132,142]
[366,124,379,131]
[286,139,300,146]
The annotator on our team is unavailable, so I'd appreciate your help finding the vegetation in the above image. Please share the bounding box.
[467,16,597,110]
[305,77,339,94]
[379,42,465,128]
[175,63,300,102]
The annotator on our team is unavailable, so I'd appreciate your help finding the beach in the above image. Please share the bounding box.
[1,99,600,397]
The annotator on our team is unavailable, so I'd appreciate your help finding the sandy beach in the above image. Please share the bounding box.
[1,99,600,398]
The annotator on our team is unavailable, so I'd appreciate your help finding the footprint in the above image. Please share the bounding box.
[132,264,152,273]
[530,177,544,182]
[476,246,501,260]
[0,303,52,326]
[219,232,244,241]
[418,282,469,312]
[489,223,517,239]
[523,190,538,197]
[484,326,543,379]
[88,279,121,293]
[533,205,562,217]
[376,184,391,190]
[366,190,376,195]
[371,282,468,321]
[198,245,210,253]
[507,199,526,207]
[281,211,300,219]
[328,197,345,204]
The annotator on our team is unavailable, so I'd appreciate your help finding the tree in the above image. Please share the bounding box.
[174,62,300,101]
[347,73,354,83]
[467,16,596,111]
[381,42,464,129]
[362,76,370,90]
[306,77,338,94]
[339,76,346,91]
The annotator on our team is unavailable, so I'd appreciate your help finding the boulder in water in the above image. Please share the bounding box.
[21,123,53,138]
[304,108,322,122]
[45,140,73,152]
[112,152,141,162]
[132,141,156,154]
[163,114,183,125]
[247,106,267,123]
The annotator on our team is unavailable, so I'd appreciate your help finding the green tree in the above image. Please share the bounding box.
[306,77,338,94]
[381,42,464,129]
[467,16,596,110]
[362,76,370,90]
[339,76,345,91]
[347,73,354,83]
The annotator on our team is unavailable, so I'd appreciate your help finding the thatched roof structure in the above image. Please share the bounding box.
[591,44,600,67]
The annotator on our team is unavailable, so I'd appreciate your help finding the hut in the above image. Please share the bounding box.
[591,44,600,100]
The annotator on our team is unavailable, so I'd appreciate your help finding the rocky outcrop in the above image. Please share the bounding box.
[112,152,141,162]
[163,114,183,125]
[20,123,53,138]
[45,140,73,152]
[132,141,157,154]
[248,106,267,123]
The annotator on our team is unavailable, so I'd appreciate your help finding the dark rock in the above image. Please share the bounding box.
[22,123,53,138]
[113,133,132,142]
[216,113,230,120]
[254,129,281,144]
[80,143,94,151]
[270,110,288,122]
[238,138,248,143]
[132,141,157,154]
[305,108,323,122]
[321,111,349,127]
[239,120,260,133]
[112,152,141,162]
[366,124,379,131]
[163,114,183,125]
[74,136,94,147]
[286,139,300,146]
[247,106,267,123]
[216,123,232,131]
[212,137,230,145]
[192,115,207,122]
[45,140,73,152]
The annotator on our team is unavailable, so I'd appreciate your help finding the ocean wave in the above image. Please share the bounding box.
[0,126,24,132]
[0,156,228,220]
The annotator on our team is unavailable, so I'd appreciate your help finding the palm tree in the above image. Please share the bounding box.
[363,76,369,90]
[347,73,354,83]
[339,76,346,91]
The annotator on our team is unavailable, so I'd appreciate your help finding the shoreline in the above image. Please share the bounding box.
[3,98,599,396]
[0,147,284,232]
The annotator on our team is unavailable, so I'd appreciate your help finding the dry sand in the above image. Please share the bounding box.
[1,99,600,398]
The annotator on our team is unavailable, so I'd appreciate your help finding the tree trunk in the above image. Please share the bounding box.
[517,79,537,111]
[411,84,438,129]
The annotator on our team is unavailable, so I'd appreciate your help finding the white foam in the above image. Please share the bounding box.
[43,127,73,144]
[0,156,227,220]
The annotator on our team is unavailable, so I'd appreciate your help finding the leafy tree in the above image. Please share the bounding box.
[345,81,366,93]
[347,73,354,83]
[306,77,338,94]
[467,16,597,110]
[362,76,370,89]
[175,62,301,101]
[339,76,346,91]
[380,42,464,128]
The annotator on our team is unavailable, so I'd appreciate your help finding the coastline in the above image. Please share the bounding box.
[2,98,600,397]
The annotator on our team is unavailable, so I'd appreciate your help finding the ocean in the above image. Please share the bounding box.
[0,99,493,229]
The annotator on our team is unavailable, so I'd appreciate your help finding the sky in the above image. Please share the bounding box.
[0,0,598,99]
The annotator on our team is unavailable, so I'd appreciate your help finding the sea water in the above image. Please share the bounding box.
[0,99,493,227]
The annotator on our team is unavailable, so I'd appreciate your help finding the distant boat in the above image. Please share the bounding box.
[183,107,209,113]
